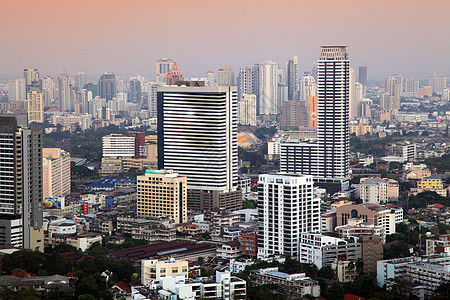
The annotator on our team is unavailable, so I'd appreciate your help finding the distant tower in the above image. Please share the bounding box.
[385,76,401,110]
[41,77,55,107]
[256,61,279,115]
[75,72,88,90]
[59,74,73,112]
[23,68,40,90]
[129,77,143,103]
[358,66,367,86]
[217,66,235,86]
[238,94,257,126]
[98,73,116,100]
[27,88,44,123]
[206,71,215,86]
[238,66,258,100]
[156,58,175,83]
[287,56,299,100]
[166,62,184,85]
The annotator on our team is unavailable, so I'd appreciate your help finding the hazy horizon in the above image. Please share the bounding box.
[1,0,450,81]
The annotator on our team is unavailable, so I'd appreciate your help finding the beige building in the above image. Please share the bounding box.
[331,260,357,282]
[137,170,187,224]
[238,94,257,126]
[280,100,306,129]
[43,148,71,198]
[141,258,188,285]
[27,88,44,123]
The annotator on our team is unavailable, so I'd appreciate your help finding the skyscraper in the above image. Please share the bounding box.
[157,85,241,211]
[75,72,88,90]
[286,56,299,100]
[23,68,40,90]
[281,46,350,191]
[257,61,279,115]
[429,74,448,94]
[237,66,257,101]
[58,74,73,112]
[405,77,419,94]
[349,68,363,119]
[385,76,401,110]
[0,114,43,250]
[358,66,367,86]
[257,173,320,259]
[129,77,143,103]
[156,58,175,82]
[217,66,235,86]
[27,88,44,123]
[41,76,55,107]
[8,78,26,102]
[206,71,215,86]
[98,73,116,100]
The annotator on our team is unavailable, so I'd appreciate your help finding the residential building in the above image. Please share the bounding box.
[336,220,385,243]
[141,258,188,285]
[358,177,399,203]
[157,85,241,211]
[58,74,74,112]
[429,74,447,94]
[156,58,175,83]
[102,134,136,158]
[166,62,184,85]
[418,175,443,189]
[256,61,279,115]
[137,169,187,224]
[267,134,290,160]
[74,72,87,90]
[128,77,142,103]
[0,114,44,251]
[257,173,320,259]
[250,267,320,298]
[358,66,367,86]
[238,94,257,126]
[217,66,235,86]
[27,88,44,123]
[237,66,257,101]
[360,235,383,273]
[299,233,361,269]
[241,233,257,257]
[42,148,71,198]
[217,240,241,259]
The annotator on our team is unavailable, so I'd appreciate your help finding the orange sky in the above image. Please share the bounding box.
[1,0,449,80]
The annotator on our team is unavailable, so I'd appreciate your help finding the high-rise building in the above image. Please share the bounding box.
[27,88,44,123]
[41,77,55,107]
[256,61,279,115]
[146,82,161,118]
[286,56,299,100]
[0,114,44,250]
[156,58,175,83]
[43,148,71,198]
[206,71,215,86]
[238,94,257,126]
[23,68,40,90]
[238,66,257,101]
[129,77,143,103]
[75,72,88,90]
[257,173,320,259]
[429,74,448,94]
[157,85,241,211]
[279,100,307,129]
[166,62,184,85]
[58,74,73,112]
[8,78,26,102]
[98,73,116,100]
[281,46,350,190]
[385,76,401,110]
[405,77,420,94]
[358,66,367,86]
[137,169,187,224]
[299,74,317,102]
[217,66,235,86]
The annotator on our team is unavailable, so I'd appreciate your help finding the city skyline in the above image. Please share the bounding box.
[1,0,450,80]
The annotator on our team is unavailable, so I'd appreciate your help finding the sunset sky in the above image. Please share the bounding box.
[1,0,449,80]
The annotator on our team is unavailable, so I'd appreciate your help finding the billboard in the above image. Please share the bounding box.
[43,197,65,209]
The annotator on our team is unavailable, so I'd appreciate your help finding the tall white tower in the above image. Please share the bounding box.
[257,173,320,259]
[257,61,279,115]
[316,46,350,180]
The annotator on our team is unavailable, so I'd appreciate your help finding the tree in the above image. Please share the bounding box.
[76,275,100,298]
[2,251,46,274]
[326,282,345,300]
[317,266,333,279]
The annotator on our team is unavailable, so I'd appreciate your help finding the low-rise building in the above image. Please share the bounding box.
[331,260,357,282]
[426,234,450,256]
[299,233,361,269]
[250,267,320,298]
[217,240,241,259]
[141,258,189,285]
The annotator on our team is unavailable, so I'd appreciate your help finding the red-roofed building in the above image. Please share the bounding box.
[111,281,130,296]
[344,294,365,300]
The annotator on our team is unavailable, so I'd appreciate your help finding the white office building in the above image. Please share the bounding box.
[256,61,280,115]
[102,134,136,158]
[257,173,320,259]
